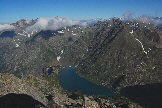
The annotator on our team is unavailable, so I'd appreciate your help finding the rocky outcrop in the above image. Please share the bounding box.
[0,72,137,108]
[0,73,48,105]
[0,93,45,108]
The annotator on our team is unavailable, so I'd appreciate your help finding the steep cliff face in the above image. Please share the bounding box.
[69,19,162,90]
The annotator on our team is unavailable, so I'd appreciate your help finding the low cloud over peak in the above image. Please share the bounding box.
[26,17,89,32]
[122,12,162,26]
[0,24,15,31]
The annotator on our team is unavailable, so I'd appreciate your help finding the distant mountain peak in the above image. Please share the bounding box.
[12,19,37,28]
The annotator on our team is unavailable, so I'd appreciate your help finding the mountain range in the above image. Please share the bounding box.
[0,17,162,107]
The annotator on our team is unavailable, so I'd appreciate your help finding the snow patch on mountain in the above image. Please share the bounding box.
[57,56,61,62]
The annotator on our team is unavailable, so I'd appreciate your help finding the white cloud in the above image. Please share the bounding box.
[26,17,88,32]
[122,12,162,26]
[122,11,134,21]
[138,15,153,23]
[0,24,15,31]
[138,15,162,26]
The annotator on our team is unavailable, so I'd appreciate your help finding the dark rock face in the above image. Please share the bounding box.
[0,93,45,108]
[0,47,7,72]
[33,30,57,41]
[159,24,162,28]
[47,67,53,75]
[0,31,16,38]
[121,83,162,108]
[143,29,160,43]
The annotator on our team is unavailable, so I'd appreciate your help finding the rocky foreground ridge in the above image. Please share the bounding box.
[0,72,136,108]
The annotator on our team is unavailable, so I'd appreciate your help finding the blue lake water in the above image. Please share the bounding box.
[59,67,116,97]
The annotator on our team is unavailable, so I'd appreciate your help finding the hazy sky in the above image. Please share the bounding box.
[0,0,162,23]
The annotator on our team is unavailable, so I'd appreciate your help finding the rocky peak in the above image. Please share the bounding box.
[12,19,37,29]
